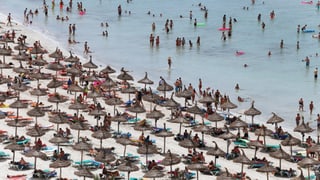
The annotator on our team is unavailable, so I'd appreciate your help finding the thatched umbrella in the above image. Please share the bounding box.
[207,141,226,166]
[155,123,174,154]
[142,87,161,111]
[48,48,63,59]
[117,67,134,81]
[266,112,284,131]
[218,125,237,154]
[220,96,237,115]
[4,142,24,162]
[32,56,48,67]
[14,43,29,51]
[29,87,48,103]
[26,126,46,142]
[121,85,136,102]
[187,163,208,180]
[167,115,189,134]
[68,101,88,119]
[24,149,48,170]
[294,118,314,142]
[100,74,117,93]
[47,77,64,93]
[49,136,69,153]
[179,131,199,149]
[146,106,165,128]
[49,159,71,179]
[160,150,181,177]
[254,125,273,147]
[229,117,248,136]
[69,121,90,143]
[143,168,165,180]
[74,168,94,179]
[269,145,290,169]
[49,111,69,131]
[160,92,180,119]
[127,103,146,123]
[156,79,173,99]
[244,101,261,125]
[94,150,116,165]
[133,120,153,131]
[175,86,193,107]
[116,138,134,157]
[117,161,139,180]
[198,94,215,106]
[47,94,69,111]
[88,108,106,126]
[9,97,28,136]
[206,111,224,129]
[233,149,252,178]
[192,122,211,145]
[247,136,264,158]
[91,127,112,149]
[105,97,123,115]
[7,120,29,138]
[281,134,301,156]
[137,144,159,165]
[46,60,65,77]
[138,72,154,91]
[256,163,277,180]
[186,102,204,121]
[83,56,98,70]
[298,157,320,180]
[73,140,92,168]
[27,105,45,124]
[294,167,305,180]
[110,110,128,134]
[13,61,29,74]
[100,65,116,74]
[64,52,80,63]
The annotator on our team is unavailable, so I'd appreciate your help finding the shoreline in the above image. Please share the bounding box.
[0,5,318,180]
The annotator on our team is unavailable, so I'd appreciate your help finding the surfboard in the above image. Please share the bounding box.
[303,29,315,33]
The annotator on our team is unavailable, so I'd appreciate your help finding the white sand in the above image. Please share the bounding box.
[0,20,311,180]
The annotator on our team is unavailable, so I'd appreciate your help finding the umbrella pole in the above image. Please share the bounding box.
[163,137,166,154]
[201,132,204,145]
[59,167,62,179]
[179,123,182,135]
[196,170,199,180]
[135,113,138,123]
[80,150,83,168]
[251,116,254,125]
[254,147,257,159]
[117,122,120,134]
[241,163,244,179]
[100,138,102,149]
[113,105,116,115]
[267,172,269,180]
[77,129,80,143]
[123,145,127,157]
[290,146,293,157]
[308,167,310,180]
[214,156,217,166]
[34,157,37,170]
[12,150,15,162]
[128,171,130,180]
[155,119,158,128]
[279,159,281,170]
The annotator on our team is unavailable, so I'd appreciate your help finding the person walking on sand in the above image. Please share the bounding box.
[7,13,12,26]
[299,98,304,111]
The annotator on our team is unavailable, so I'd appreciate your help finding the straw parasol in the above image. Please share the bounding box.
[117,67,134,81]
[14,43,29,51]
[105,97,124,115]
[218,125,237,154]
[26,126,46,142]
[179,131,199,149]
[64,51,80,63]
[198,94,215,106]
[91,126,112,149]
[186,102,204,120]
[266,112,284,131]
[187,163,208,180]
[146,106,165,128]
[269,145,291,169]
[74,168,94,179]
[24,149,48,170]
[110,110,128,134]
[142,87,161,111]
[207,141,226,166]
[4,142,25,162]
[167,115,189,134]
[117,161,139,180]
[229,116,248,136]
[220,96,237,115]
[9,97,29,136]
[29,87,48,103]
[297,157,320,180]
[159,150,181,177]
[281,134,301,156]
[46,61,65,77]
[160,92,180,119]
[48,47,63,59]
[121,85,136,102]
[49,136,69,153]
[244,101,261,125]
[127,103,146,123]
[294,117,314,142]
[206,111,224,129]
[47,77,64,93]
[247,136,264,158]
[68,101,88,118]
[133,120,153,131]
[94,150,116,164]
[69,121,90,143]
[48,93,68,111]
[73,140,92,168]
[116,138,134,157]
[83,55,98,70]
[155,123,174,154]
[175,86,193,107]
[156,79,173,99]
[143,168,165,179]
[233,149,252,178]
[138,72,154,90]
[49,111,69,131]
[100,65,116,74]
[256,163,277,180]
[49,159,71,179]
[192,122,211,145]
[13,61,29,74]
[137,143,159,165]
[27,105,45,124]
[254,124,273,147]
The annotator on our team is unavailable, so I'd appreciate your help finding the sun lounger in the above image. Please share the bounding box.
[9,161,33,170]
[32,169,57,179]
[73,159,103,169]
[234,138,250,148]
[0,151,10,159]
[16,138,30,145]
[6,174,27,180]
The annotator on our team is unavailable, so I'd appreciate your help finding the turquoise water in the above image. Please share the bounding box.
[1,0,320,136]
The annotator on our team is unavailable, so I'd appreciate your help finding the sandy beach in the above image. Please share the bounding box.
[0,2,320,180]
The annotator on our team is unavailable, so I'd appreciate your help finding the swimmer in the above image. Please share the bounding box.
[243,64,248,68]
[235,83,240,90]
[268,51,272,56]
[168,57,172,69]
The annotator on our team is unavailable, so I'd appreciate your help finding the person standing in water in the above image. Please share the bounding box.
[168,57,172,69]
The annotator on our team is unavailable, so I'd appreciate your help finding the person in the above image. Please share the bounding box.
[314,67,318,79]
[231,146,240,156]
[296,41,300,50]
[208,160,216,170]
[299,98,304,111]
[59,148,65,160]
[280,39,284,49]
[198,78,202,95]
[305,56,310,67]
[52,150,58,161]
[18,157,28,170]
[168,57,172,69]
[295,113,301,126]
[242,127,249,139]
[309,101,314,115]
[7,13,12,26]
[235,83,240,90]
[306,136,314,147]
[139,132,145,142]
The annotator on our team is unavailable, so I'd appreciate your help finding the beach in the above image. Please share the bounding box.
[0,0,320,179]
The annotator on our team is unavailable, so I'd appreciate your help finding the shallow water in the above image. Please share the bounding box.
[1,0,320,137]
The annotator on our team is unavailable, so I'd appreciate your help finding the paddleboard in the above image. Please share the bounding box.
[303,29,315,33]
[301,1,313,4]
[196,22,205,26]
[236,51,245,56]
[218,27,230,31]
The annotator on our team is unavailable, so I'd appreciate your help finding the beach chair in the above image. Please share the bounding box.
[233,138,250,148]
[16,138,30,145]
[0,151,10,159]
[73,159,103,169]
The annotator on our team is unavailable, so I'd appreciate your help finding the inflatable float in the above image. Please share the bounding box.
[196,22,205,26]
[79,11,86,15]
[301,1,313,4]
[303,29,315,33]
[236,51,245,56]
[218,27,231,31]
[312,34,320,38]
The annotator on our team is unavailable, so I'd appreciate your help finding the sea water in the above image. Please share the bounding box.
[1,0,320,137]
